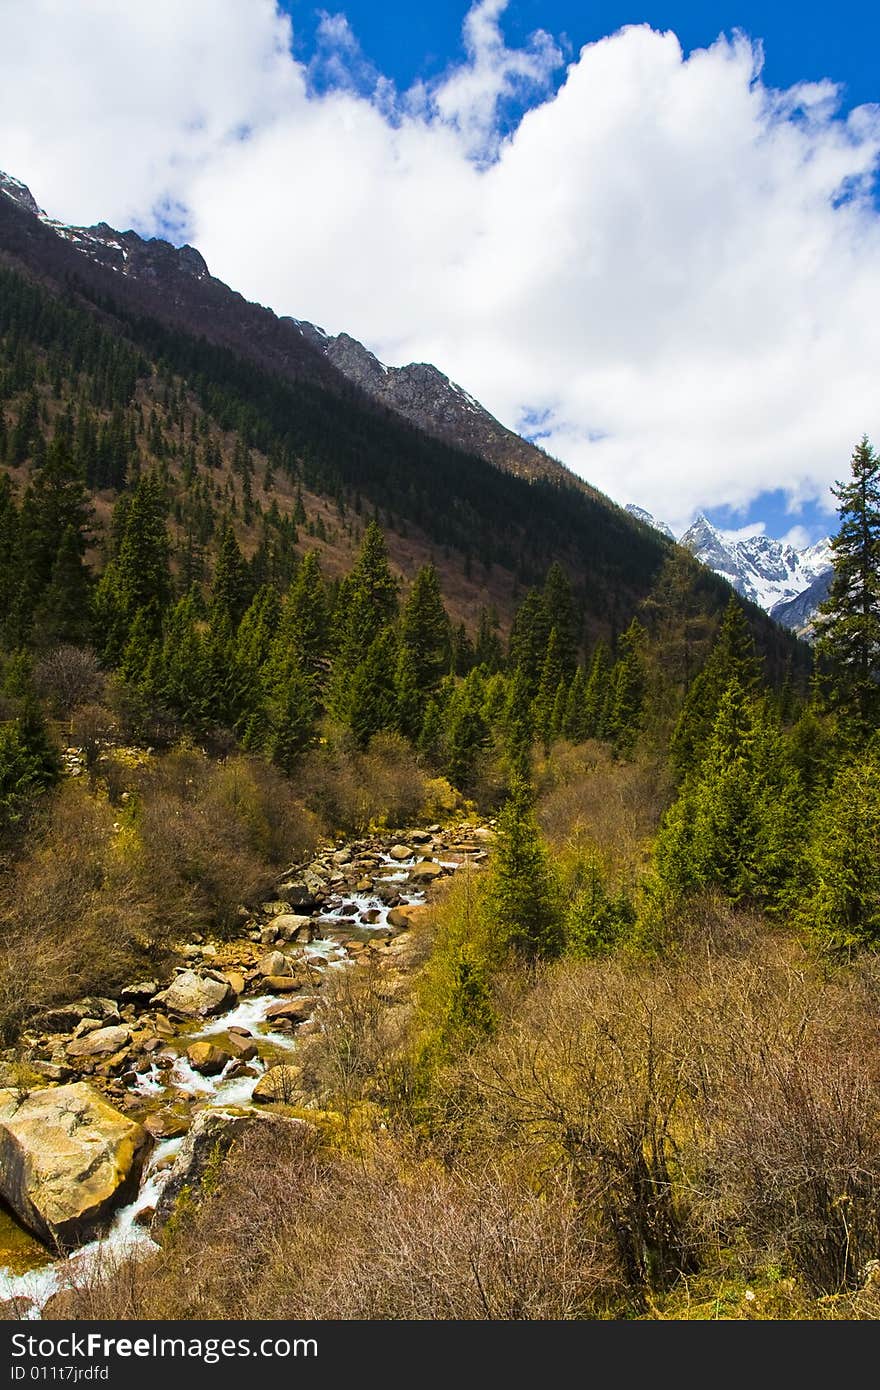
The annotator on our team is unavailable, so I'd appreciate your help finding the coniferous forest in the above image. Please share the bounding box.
[1,239,880,1322]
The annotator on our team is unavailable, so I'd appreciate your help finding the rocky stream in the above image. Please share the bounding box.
[0,822,493,1317]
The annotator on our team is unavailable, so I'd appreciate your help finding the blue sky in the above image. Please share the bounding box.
[283,1,880,113]
[3,0,879,543]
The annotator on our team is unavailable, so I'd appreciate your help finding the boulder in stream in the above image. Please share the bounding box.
[252,1064,304,1104]
[66,1025,131,1059]
[33,997,120,1033]
[0,1082,149,1250]
[186,1042,231,1076]
[151,970,232,1019]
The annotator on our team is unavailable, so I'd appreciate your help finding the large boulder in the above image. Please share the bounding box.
[33,997,120,1033]
[186,1042,231,1076]
[275,882,322,914]
[256,950,292,978]
[408,860,445,883]
[0,1082,149,1250]
[151,1107,307,1235]
[66,1026,131,1059]
[151,971,231,1019]
[269,913,312,942]
[251,1065,304,1105]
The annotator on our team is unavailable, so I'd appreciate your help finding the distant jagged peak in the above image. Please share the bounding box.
[0,170,41,218]
[0,167,209,281]
[624,504,675,539]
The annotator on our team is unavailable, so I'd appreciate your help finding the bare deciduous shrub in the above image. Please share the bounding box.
[69,704,119,779]
[130,749,323,936]
[53,1126,618,1320]
[537,743,672,881]
[33,647,104,721]
[0,784,174,1039]
[301,731,428,832]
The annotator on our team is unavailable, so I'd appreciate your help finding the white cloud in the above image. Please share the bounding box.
[2,1,879,535]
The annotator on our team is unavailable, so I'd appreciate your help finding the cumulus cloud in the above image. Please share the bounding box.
[2,0,879,534]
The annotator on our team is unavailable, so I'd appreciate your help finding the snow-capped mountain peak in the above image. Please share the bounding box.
[624,504,674,539]
[627,502,833,633]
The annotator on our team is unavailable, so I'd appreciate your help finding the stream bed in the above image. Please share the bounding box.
[0,834,486,1316]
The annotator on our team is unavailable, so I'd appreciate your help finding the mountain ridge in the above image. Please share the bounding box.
[0,170,593,497]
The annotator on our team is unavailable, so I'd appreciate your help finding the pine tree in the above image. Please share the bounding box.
[94,473,170,658]
[563,666,587,742]
[670,598,762,776]
[542,561,579,676]
[282,551,329,676]
[583,641,611,738]
[394,645,424,743]
[444,669,490,792]
[503,666,535,780]
[606,618,647,755]
[814,436,880,732]
[348,630,399,749]
[265,663,317,773]
[799,752,880,950]
[399,564,452,691]
[483,779,563,961]
[475,605,503,672]
[534,627,565,751]
[508,589,551,689]
[31,524,92,647]
[656,683,802,909]
[211,517,250,627]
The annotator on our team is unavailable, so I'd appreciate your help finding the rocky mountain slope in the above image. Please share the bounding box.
[295,322,589,490]
[0,170,590,496]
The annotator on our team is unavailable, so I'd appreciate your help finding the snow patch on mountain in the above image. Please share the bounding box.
[679,514,832,613]
[626,504,833,630]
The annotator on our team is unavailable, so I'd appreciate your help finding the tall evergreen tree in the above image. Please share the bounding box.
[542,562,579,677]
[399,563,452,691]
[670,598,762,777]
[211,517,250,627]
[32,524,92,647]
[482,779,563,961]
[814,435,880,732]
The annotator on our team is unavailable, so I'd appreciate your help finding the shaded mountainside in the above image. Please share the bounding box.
[0,168,804,673]
[297,324,594,491]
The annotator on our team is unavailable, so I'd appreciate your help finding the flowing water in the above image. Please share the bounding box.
[0,859,434,1316]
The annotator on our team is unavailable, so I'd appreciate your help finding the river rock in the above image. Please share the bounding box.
[388,845,413,861]
[151,1107,307,1235]
[409,860,445,882]
[0,1082,149,1249]
[33,998,120,1033]
[225,1034,258,1061]
[257,950,292,978]
[143,1110,190,1140]
[66,1026,131,1059]
[252,1065,304,1104]
[276,882,323,913]
[151,971,231,1019]
[270,913,312,942]
[186,1043,231,1076]
[264,997,318,1024]
[120,981,159,1003]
